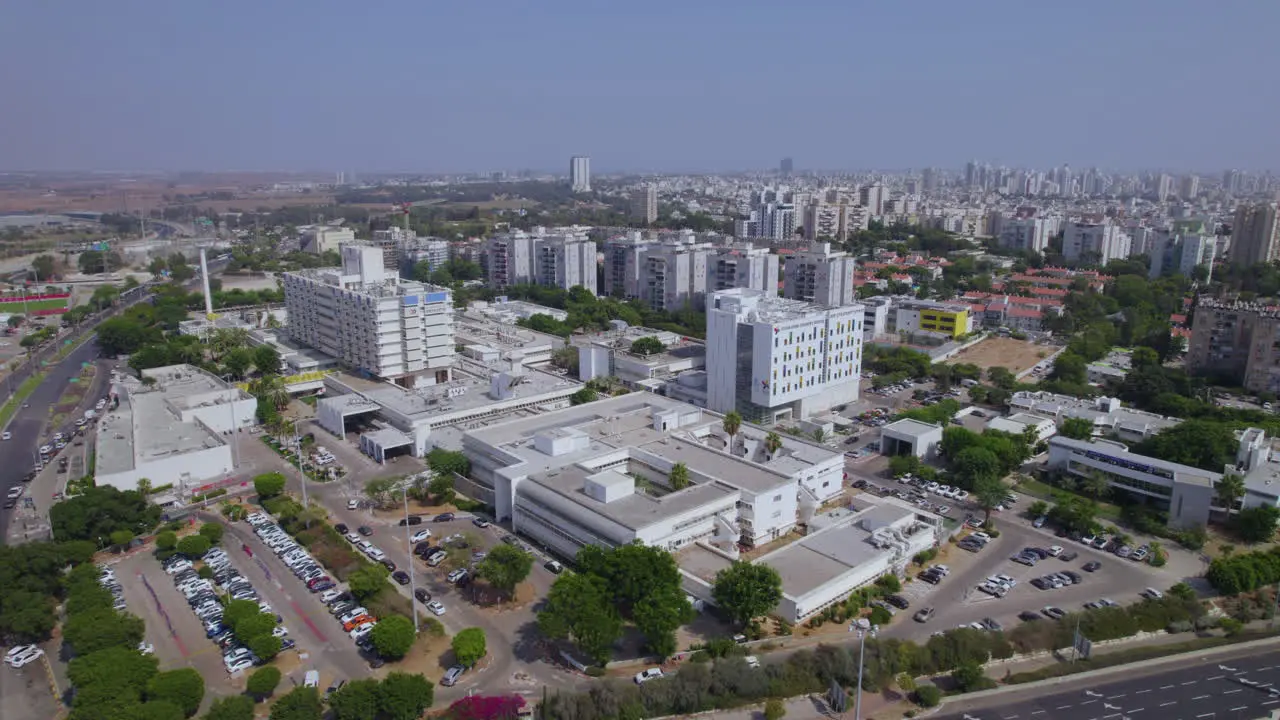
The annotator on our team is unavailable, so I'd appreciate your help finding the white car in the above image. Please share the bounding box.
[347,499,359,510]
[1047,545,1064,557]
[319,589,344,603]
[224,656,254,674]
[38,445,51,455]
[410,529,431,543]
[137,642,155,655]
[272,626,289,638]
[634,667,664,684]
[4,645,43,668]
[339,608,369,624]
[426,600,445,616]
[350,623,376,641]
[1,431,10,441]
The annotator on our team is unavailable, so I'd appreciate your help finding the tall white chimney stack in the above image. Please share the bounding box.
[199,247,214,318]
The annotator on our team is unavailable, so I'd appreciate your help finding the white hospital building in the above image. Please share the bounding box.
[706,288,864,423]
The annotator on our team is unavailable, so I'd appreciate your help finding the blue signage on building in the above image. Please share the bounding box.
[426,292,449,303]
[402,295,418,306]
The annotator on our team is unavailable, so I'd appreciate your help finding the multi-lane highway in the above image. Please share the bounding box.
[0,338,104,540]
[937,647,1280,720]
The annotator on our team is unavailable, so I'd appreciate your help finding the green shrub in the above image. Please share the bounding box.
[914,684,941,707]
[585,666,605,677]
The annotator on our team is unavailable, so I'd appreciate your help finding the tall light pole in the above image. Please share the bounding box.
[852,622,878,720]
[292,419,310,513]
[402,483,421,633]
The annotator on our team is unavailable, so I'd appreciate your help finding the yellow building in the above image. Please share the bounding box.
[896,301,971,339]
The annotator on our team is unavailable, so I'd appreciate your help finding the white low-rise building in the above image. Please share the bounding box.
[462,394,847,551]
[95,365,257,494]
[986,412,1057,443]
[1010,391,1178,441]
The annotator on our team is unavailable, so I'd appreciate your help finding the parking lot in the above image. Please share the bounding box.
[881,499,1186,642]
[0,642,59,720]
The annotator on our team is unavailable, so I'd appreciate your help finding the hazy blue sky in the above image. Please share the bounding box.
[2,1,1277,173]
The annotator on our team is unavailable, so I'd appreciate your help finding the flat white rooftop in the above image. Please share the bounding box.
[97,366,235,475]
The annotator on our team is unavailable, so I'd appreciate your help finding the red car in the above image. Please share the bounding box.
[242,543,253,557]
[307,576,332,589]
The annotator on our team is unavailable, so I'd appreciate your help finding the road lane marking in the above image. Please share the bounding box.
[1207,675,1224,680]
[1182,680,1197,685]
[1223,689,1242,694]
[1266,700,1280,706]
[1130,709,1143,713]
[1108,694,1126,699]
[1056,705,1072,710]
[1031,711,1044,715]
[1195,714,1213,719]
[1160,702,1177,707]
[1135,689,1151,694]
[1192,695,1209,700]
[1161,685,1175,689]
[1231,707,1247,713]
[1081,699,1097,705]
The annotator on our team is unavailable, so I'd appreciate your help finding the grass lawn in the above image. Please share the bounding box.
[0,371,45,428]
[1015,476,1122,521]
[1,298,68,312]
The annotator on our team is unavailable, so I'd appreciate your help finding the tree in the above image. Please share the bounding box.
[268,686,322,720]
[110,529,135,551]
[175,535,211,558]
[203,696,254,720]
[1050,352,1088,385]
[629,336,665,356]
[253,472,286,499]
[221,600,262,632]
[348,563,390,600]
[722,410,742,446]
[951,662,991,693]
[426,448,471,477]
[246,634,282,662]
[1234,506,1280,544]
[148,257,169,278]
[79,250,124,275]
[889,454,922,478]
[245,666,281,700]
[1132,420,1238,473]
[632,585,693,658]
[1216,473,1247,514]
[1059,417,1095,441]
[376,672,435,720]
[987,366,1016,390]
[452,627,487,667]
[137,478,153,501]
[569,387,598,405]
[537,573,622,666]
[253,344,281,376]
[764,699,787,720]
[49,485,162,544]
[764,431,783,455]
[370,614,416,660]
[1027,500,1049,519]
[222,348,254,380]
[1131,346,1160,370]
[712,561,783,626]
[198,522,224,545]
[146,668,204,717]
[233,611,276,642]
[427,474,456,505]
[63,608,145,655]
[474,544,533,597]
[669,461,691,490]
[915,685,942,708]
[328,679,379,720]
[1081,471,1111,500]
[68,645,158,695]
[973,476,1007,522]
[33,254,58,280]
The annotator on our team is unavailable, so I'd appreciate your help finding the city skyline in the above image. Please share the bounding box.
[2,1,1278,173]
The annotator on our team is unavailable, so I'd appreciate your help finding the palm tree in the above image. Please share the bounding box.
[722,410,742,448]
[136,478,152,501]
[764,431,783,456]
[1081,471,1111,500]
[669,462,691,490]
[250,374,290,410]
[811,428,827,444]
[1215,473,1246,515]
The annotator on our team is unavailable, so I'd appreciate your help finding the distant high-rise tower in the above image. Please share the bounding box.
[631,184,658,225]
[921,167,937,193]
[965,161,978,188]
[780,157,794,176]
[1180,175,1200,200]
[1230,203,1280,267]
[570,156,591,192]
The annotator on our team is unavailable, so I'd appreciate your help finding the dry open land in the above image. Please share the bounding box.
[945,336,1049,374]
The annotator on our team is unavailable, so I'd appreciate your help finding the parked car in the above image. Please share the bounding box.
[398,515,423,526]
[392,571,410,585]
[1083,561,1102,572]
[1042,606,1066,620]
[913,607,935,623]
[634,668,664,684]
[433,512,456,523]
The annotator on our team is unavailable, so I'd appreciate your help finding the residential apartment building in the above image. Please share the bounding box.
[710,244,778,297]
[997,217,1052,254]
[570,155,591,192]
[706,288,863,423]
[804,203,842,241]
[1148,227,1216,281]
[1062,221,1131,265]
[1230,203,1280,267]
[1186,298,1280,394]
[283,244,453,387]
[603,232,775,310]
[783,242,857,307]
[484,228,597,294]
[631,184,658,225]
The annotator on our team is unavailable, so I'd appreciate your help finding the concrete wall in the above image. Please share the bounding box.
[96,444,234,493]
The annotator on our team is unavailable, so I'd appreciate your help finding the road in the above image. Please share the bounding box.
[936,647,1280,720]
[0,338,105,541]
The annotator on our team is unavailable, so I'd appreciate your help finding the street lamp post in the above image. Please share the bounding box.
[402,483,421,633]
[852,623,878,720]
[292,420,310,515]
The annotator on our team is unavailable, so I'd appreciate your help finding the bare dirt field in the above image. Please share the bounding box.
[945,336,1049,374]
